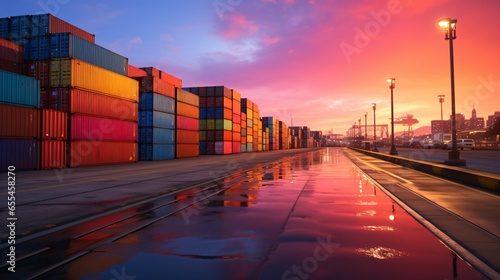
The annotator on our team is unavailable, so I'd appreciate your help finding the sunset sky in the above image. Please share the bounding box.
[3,0,500,135]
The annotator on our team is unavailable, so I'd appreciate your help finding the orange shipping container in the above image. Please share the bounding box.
[177,129,199,144]
[42,109,67,140]
[128,64,146,77]
[0,104,40,139]
[176,143,199,158]
[50,58,138,102]
[176,88,199,107]
[231,89,241,102]
[224,108,232,120]
[176,102,199,119]
[41,140,66,169]
[141,67,182,88]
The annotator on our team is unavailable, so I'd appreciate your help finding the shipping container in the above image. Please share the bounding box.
[0,18,8,39]
[41,140,66,169]
[139,143,174,161]
[0,59,23,74]
[215,141,232,155]
[176,115,198,131]
[176,143,199,158]
[128,64,146,77]
[139,75,175,98]
[176,129,198,144]
[139,110,174,129]
[28,33,127,75]
[0,104,40,138]
[69,141,137,167]
[42,109,67,140]
[176,102,198,119]
[26,60,50,88]
[0,69,40,107]
[42,88,138,121]
[71,115,138,141]
[0,138,39,170]
[139,127,174,144]
[139,92,175,113]
[0,38,23,63]
[141,67,182,88]
[232,142,241,154]
[199,141,206,155]
[3,14,95,43]
[50,58,138,102]
[176,88,199,107]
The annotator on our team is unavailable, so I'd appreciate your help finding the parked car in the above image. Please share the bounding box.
[444,139,475,150]
[420,139,434,149]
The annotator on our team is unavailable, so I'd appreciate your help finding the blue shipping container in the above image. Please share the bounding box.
[27,33,127,75]
[0,70,40,107]
[139,93,175,113]
[199,141,206,155]
[0,18,8,39]
[139,110,175,129]
[139,127,175,144]
[0,138,39,170]
[139,143,175,161]
[207,108,215,119]
[215,107,224,119]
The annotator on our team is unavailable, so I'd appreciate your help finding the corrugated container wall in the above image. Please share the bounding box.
[28,33,127,75]
[50,58,138,102]
[0,104,40,138]
[69,141,137,167]
[42,109,67,140]
[41,140,66,169]
[0,69,40,107]
[0,38,23,74]
[71,115,137,142]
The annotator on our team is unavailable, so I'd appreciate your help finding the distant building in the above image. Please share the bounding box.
[465,105,485,129]
[486,111,500,128]
[431,120,451,134]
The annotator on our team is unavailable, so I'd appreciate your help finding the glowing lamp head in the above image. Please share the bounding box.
[387,78,395,89]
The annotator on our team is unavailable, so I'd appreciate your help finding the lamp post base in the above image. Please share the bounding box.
[445,150,466,166]
[389,146,398,155]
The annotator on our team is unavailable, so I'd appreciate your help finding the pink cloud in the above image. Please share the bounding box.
[262,36,282,44]
[221,14,260,38]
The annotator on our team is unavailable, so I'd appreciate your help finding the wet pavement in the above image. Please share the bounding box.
[13,148,488,280]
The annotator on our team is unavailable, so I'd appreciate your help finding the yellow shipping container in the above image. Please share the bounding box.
[50,58,138,102]
[207,119,215,130]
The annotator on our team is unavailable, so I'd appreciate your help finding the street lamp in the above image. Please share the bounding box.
[358,117,361,147]
[372,103,378,152]
[438,95,445,142]
[387,78,398,155]
[438,18,465,166]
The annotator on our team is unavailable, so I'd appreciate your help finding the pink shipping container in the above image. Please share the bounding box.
[26,61,50,88]
[41,140,66,169]
[69,141,137,167]
[176,115,199,131]
[71,115,138,141]
[42,88,138,121]
[0,104,40,138]
[42,109,67,140]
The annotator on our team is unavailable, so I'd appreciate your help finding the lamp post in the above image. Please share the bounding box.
[358,117,361,147]
[438,18,465,166]
[387,78,398,155]
[372,103,378,152]
[438,95,445,142]
[364,112,368,141]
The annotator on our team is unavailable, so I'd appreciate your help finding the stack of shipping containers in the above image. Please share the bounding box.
[289,127,301,149]
[176,88,199,158]
[253,105,262,152]
[240,111,247,153]
[311,131,323,147]
[262,117,279,150]
[131,66,181,161]
[302,126,313,148]
[1,14,140,167]
[0,70,40,170]
[184,86,234,155]
[241,98,256,153]
[41,109,67,169]
[279,121,289,150]
[231,90,242,154]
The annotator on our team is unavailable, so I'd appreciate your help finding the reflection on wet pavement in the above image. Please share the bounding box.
[46,148,485,280]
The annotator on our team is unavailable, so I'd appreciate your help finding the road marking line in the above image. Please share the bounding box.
[355,155,414,185]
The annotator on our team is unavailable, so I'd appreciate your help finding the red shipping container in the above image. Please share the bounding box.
[176,115,199,131]
[0,38,23,63]
[176,143,199,158]
[71,115,138,141]
[232,113,241,124]
[69,141,137,167]
[44,88,138,121]
[128,64,146,77]
[141,67,182,88]
[232,99,241,114]
[177,129,199,144]
[232,142,241,154]
[141,75,175,98]
[42,109,67,140]
[233,132,241,142]
[0,59,23,74]
[233,123,241,133]
[41,140,66,169]
[47,14,95,43]
[26,61,50,88]
[0,104,40,138]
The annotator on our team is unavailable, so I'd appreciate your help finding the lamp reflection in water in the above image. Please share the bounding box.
[389,203,396,221]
